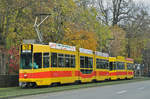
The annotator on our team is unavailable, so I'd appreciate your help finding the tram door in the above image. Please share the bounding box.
[109,61,117,80]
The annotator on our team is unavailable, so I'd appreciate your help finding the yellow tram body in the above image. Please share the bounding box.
[19,43,134,87]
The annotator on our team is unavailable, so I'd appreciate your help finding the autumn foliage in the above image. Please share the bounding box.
[110,25,126,56]
[7,46,19,74]
[63,28,97,51]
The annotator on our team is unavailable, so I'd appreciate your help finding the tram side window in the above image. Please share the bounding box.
[104,60,109,69]
[51,53,57,67]
[96,59,100,68]
[33,53,42,69]
[65,54,70,67]
[80,56,85,68]
[117,62,121,70]
[113,62,116,70]
[43,53,49,68]
[117,62,125,70]
[127,63,132,70]
[88,57,93,68]
[107,60,109,69]
[71,55,75,67]
[58,54,65,67]
[85,57,88,68]
[96,59,103,69]
[122,63,125,70]
[109,62,113,71]
[80,56,93,68]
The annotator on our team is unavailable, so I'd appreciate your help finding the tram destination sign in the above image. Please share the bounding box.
[95,51,109,57]
[21,44,32,53]
[49,42,76,51]
[79,48,93,54]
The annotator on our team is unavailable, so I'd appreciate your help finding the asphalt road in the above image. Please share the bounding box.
[14,80,150,99]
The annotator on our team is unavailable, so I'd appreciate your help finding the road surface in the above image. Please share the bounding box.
[14,80,150,99]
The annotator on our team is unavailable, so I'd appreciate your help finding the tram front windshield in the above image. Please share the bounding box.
[20,53,32,69]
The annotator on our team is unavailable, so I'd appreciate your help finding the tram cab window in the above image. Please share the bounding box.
[43,53,49,68]
[33,53,42,69]
[20,53,32,69]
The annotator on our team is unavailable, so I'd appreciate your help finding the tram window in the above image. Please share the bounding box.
[117,62,125,70]
[88,58,93,68]
[117,62,121,70]
[51,53,57,67]
[103,60,106,69]
[122,63,125,70]
[80,69,92,74]
[71,55,75,67]
[33,53,42,69]
[96,59,103,69]
[58,54,65,67]
[101,59,105,69]
[43,53,49,68]
[80,56,93,68]
[96,59,107,69]
[85,57,88,68]
[116,62,119,70]
[20,53,32,69]
[127,63,132,70]
[113,62,116,70]
[106,60,109,69]
[96,59,99,68]
[80,56,85,68]
[127,63,130,70]
[104,60,108,69]
[65,54,70,67]
[109,62,113,71]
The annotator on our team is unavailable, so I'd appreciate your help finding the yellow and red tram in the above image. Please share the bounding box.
[19,43,134,87]
[126,58,134,79]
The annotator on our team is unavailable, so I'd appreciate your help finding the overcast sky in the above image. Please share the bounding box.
[133,0,150,5]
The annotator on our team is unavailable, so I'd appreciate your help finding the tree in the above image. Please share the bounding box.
[95,0,133,25]
[63,29,97,51]
[122,3,150,62]
[110,25,127,56]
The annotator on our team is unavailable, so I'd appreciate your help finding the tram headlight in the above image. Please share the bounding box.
[24,74,28,78]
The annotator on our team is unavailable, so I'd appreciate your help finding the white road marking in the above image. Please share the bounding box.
[138,87,145,90]
[116,90,127,95]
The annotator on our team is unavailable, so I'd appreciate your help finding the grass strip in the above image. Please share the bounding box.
[0,77,150,99]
